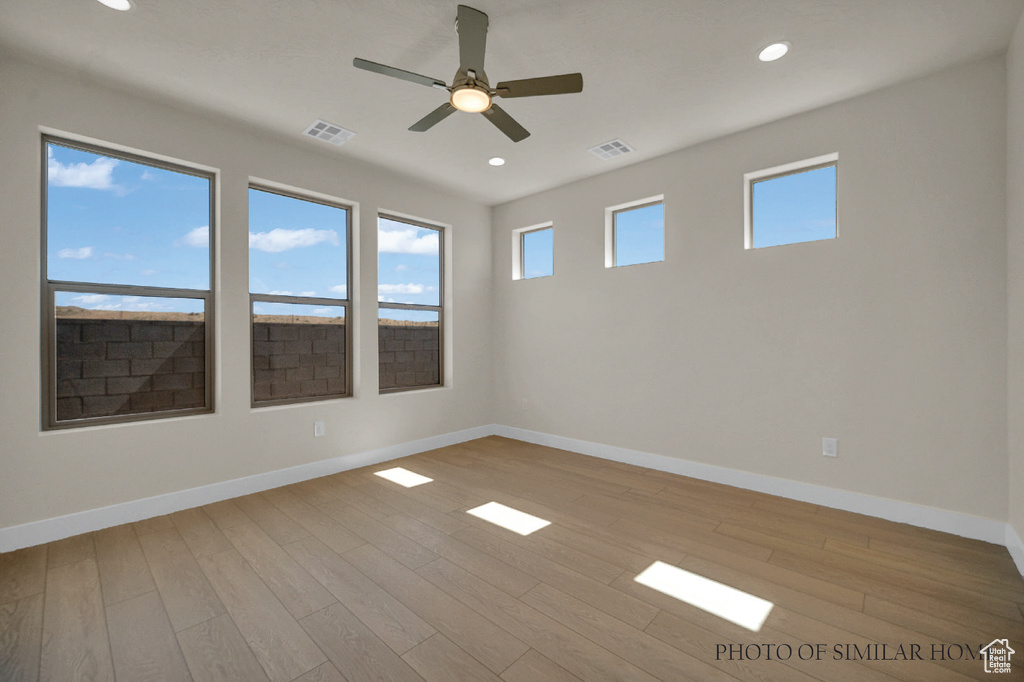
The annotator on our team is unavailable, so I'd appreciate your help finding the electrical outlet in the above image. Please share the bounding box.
[314,421,325,438]
[822,437,837,457]
[519,398,528,411]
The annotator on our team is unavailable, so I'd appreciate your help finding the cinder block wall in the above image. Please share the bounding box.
[252,321,346,402]
[378,323,440,390]
[55,318,205,420]
[55,318,442,414]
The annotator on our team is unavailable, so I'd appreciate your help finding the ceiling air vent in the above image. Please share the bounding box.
[588,139,634,160]
[303,119,356,145]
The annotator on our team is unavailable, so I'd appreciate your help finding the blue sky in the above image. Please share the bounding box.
[752,165,837,248]
[248,187,348,318]
[523,227,554,278]
[47,142,210,313]
[47,144,440,321]
[48,142,834,320]
[377,217,440,322]
[615,203,664,267]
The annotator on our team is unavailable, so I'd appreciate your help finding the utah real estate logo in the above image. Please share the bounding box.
[980,639,1014,674]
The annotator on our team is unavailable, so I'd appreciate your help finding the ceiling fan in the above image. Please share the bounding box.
[353,5,583,143]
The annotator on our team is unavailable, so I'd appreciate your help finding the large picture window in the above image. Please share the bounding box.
[377,215,443,392]
[249,185,351,405]
[43,136,214,428]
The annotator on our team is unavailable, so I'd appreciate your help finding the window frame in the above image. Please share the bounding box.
[604,195,666,268]
[377,213,445,394]
[41,134,216,430]
[248,183,354,407]
[744,152,839,250]
[511,222,554,280]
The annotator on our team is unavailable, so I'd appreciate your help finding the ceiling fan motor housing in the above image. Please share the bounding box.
[450,72,492,112]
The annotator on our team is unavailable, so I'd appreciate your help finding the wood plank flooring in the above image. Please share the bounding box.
[1,435,1022,681]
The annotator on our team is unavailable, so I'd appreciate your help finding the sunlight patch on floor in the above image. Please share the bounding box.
[466,501,551,535]
[634,560,774,631]
[374,467,434,487]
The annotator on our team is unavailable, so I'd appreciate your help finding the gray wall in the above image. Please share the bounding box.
[1007,18,1024,541]
[492,57,1009,521]
[3,34,1022,539]
[0,51,493,530]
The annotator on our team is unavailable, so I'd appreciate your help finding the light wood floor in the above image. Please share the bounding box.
[1,436,1022,681]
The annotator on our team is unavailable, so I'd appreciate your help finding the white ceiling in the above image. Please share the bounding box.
[2,0,1022,205]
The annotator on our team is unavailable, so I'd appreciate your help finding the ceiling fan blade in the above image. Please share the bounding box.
[495,73,584,98]
[456,5,488,75]
[409,103,457,132]
[482,104,530,142]
[353,58,447,89]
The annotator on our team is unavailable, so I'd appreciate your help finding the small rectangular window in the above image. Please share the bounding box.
[522,228,554,279]
[43,137,214,428]
[378,215,443,392]
[511,222,554,280]
[745,154,837,249]
[606,197,664,268]
[249,185,351,405]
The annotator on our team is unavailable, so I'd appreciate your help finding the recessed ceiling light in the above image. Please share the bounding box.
[758,42,790,62]
[488,157,505,166]
[96,0,132,10]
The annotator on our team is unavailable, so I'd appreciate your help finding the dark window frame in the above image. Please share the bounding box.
[248,184,354,407]
[377,213,444,394]
[41,135,216,430]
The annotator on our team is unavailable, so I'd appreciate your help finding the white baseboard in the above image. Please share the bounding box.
[3,422,1020,580]
[493,425,1011,548]
[0,425,492,553]
[1008,524,1024,577]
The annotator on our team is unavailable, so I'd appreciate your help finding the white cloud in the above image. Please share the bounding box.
[300,291,317,297]
[378,283,425,295]
[68,292,182,313]
[47,148,119,190]
[266,290,293,296]
[395,264,409,271]
[378,228,439,255]
[103,252,136,260]
[140,170,155,181]
[73,294,110,305]
[329,284,347,296]
[249,228,338,253]
[58,246,94,259]
[141,269,157,276]
[112,299,175,311]
[181,225,209,247]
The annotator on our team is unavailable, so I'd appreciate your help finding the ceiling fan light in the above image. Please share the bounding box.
[451,86,492,113]
[96,0,132,9]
